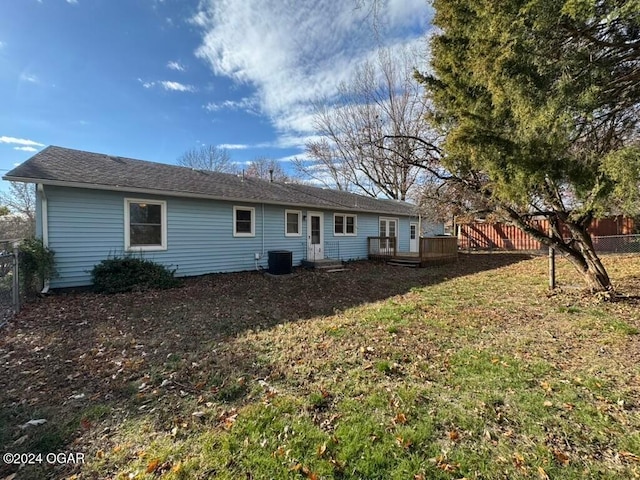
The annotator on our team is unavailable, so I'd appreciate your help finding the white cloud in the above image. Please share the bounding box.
[66,0,78,4]
[167,61,185,71]
[193,0,432,140]
[14,146,38,152]
[138,78,196,92]
[0,136,45,147]
[160,81,195,92]
[0,41,5,49]
[19,73,38,83]
[138,78,155,89]
[217,143,249,150]
[204,97,257,113]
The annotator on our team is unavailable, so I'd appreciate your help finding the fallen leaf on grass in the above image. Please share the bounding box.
[431,454,459,473]
[620,451,640,463]
[218,409,238,430]
[395,436,412,450]
[553,449,570,466]
[448,430,460,441]
[302,465,320,480]
[12,434,28,445]
[19,419,46,429]
[146,458,160,474]
[513,452,527,472]
[537,466,550,479]
[317,442,327,457]
[394,412,407,425]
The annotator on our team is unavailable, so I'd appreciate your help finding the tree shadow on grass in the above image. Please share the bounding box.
[0,253,534,479]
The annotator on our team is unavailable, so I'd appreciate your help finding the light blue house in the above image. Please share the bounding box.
[4,146,443,288]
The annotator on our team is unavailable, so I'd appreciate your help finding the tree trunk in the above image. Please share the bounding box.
[563,247,612,293]
[502,208,613,293]
[561,217,612,293]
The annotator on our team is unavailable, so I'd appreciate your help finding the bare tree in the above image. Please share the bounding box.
[245,157,289,182]
[296,47,439,200]
[177,145,236,173]
[0,182,36,238]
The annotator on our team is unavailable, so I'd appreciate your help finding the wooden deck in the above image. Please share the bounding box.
[367,236,458,267]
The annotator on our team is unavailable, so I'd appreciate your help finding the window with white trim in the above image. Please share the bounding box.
[125,199,167,251]
[233,206,255,237]
[334,214,357,236]
[285,210,302,236]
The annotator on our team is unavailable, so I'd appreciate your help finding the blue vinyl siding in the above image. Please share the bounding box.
[42,186,420,288]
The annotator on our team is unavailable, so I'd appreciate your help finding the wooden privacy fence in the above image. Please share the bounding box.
[459,222,546,251]
[419,236,458,263]
[459,217,639,253]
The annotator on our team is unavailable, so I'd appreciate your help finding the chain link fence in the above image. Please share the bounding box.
[0,240,21,324]
[592,234,640,254]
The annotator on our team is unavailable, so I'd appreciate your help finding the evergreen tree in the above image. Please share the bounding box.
[419,0,640,292]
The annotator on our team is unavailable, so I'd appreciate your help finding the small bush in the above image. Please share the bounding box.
[91,256,180,294]
[20,237,56,295]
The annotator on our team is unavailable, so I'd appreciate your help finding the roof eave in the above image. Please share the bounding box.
[3,176,416,217]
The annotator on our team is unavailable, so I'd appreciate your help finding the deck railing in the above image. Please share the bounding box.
[367,236,458,265]
[367,236,397,260]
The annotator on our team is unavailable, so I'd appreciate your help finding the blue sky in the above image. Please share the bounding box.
[0,0,432,185]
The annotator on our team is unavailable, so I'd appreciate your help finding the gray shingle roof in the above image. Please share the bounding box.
[4,146,417,216]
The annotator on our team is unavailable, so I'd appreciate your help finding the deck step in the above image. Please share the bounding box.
[387,259,421,268]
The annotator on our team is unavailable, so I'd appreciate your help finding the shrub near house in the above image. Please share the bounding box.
[91,256,180,293]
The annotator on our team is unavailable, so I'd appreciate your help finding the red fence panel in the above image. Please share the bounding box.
[458,216,636,251]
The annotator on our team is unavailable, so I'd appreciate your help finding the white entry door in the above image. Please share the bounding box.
[307,212,324,261]
[409,222,418,253]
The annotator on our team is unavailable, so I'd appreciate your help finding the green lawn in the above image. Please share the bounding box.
[1,253,639,479]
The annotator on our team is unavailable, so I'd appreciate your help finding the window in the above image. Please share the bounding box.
[379,217,398,238]
[125,199,167,251]
[233,206,255,237]
[285,210,302,236]
[334,214,357,236]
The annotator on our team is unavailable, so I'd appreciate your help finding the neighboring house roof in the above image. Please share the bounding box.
[3,146,417,216]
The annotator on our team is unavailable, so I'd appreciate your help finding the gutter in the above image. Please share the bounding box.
[37,184,50,294]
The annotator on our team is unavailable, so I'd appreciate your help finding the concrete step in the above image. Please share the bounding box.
[313,261,343,268]
[301,259,344,270]
[324,268,348,273]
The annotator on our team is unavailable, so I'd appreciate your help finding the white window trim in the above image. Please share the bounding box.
[379,216,399,237]
[233,206,256,237]
[333,213,357,236]
[124,198,167,252]
[284,209,302,237]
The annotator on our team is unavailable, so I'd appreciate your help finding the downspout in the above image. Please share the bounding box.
[256,203,265,271]
[37,184,50,294]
